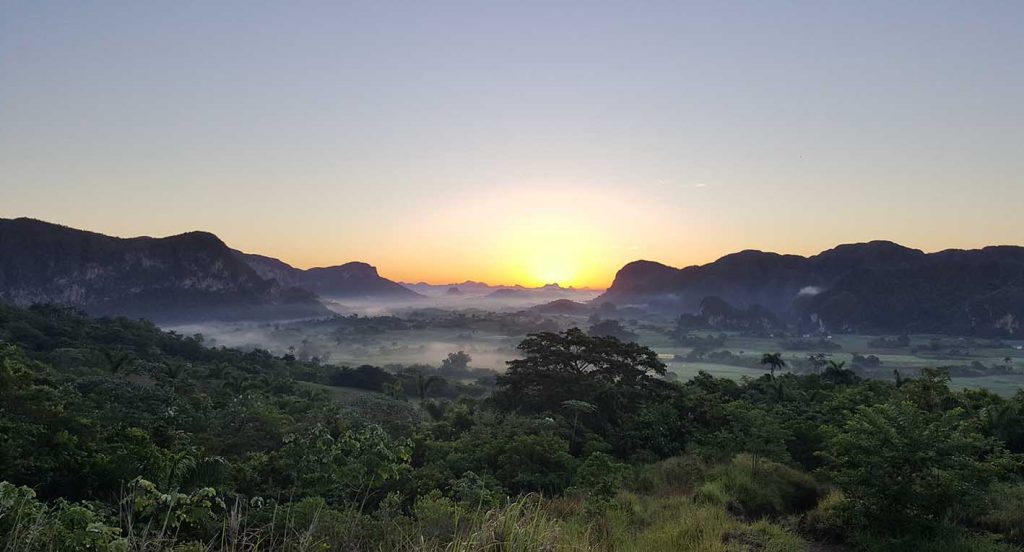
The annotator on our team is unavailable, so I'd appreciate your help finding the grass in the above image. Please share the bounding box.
[654,330,1024,395]
[693,455,823,519]
[561,492,806,552]
[7,456,1022,552]
[849,529,1022,552]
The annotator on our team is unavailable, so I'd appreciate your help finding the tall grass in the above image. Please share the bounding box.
[693,454,823,519]
[1,469,812,552]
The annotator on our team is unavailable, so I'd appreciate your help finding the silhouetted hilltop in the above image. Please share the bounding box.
[529,299,592,315]
[601,241,1024,336]
[0,218,329,322]
[485,288,531,300]
[233,252,420,300]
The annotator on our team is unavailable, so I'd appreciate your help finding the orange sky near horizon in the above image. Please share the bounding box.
[8,178,1021,291]
[3,3,1023,289]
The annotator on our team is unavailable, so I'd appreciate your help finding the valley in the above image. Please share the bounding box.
[6,4,1024,549]
[170,307,1024,395]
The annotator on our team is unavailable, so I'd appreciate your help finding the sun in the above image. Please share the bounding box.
[527,254,580,287]
[497,210,607,288]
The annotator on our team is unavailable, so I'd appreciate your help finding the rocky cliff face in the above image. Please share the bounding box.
[600,241,1024,336]
[0,218,330,322]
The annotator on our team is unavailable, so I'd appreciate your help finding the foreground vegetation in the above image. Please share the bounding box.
[3,304,1024,550]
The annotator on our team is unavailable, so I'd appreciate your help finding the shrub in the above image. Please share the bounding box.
[413,490,462,541]
[450,471,503,509]
[571,452,627,503]
[694,455,823,519]
[971,484,1024,544]
[822,401,1017,532]
[798,489,848,542]
[630,455,709,495]
[849,526,1021,552]
[0,481,126,551]
[724,520,805,552]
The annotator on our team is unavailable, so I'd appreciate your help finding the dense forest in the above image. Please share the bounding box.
[3,304,1024,551]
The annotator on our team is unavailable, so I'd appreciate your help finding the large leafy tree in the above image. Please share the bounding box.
[492,328,667,454]
[493,328,666,415]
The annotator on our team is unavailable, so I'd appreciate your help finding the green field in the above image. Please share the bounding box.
[185,316,1024,395]
[643,330,1024,396]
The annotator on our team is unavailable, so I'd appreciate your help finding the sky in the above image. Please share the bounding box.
[2,1,1022,288]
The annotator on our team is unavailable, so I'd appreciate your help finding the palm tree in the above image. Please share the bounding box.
[101,349,134,375]
[983,402,1020,445]
[807,353,829,374]
[384,380,406,401]
[161,361,186,381]
[772,379,786,402]
[160,449,227,492]
[405,367,442,402]
[760,353,786,379]
[824,359,856,385]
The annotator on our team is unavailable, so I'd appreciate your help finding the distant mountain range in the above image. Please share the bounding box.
[0,218,413,322]
[402,281,592,298]
[599,241,1024,336]
[400,281,601,308]
[5,218,1021,335]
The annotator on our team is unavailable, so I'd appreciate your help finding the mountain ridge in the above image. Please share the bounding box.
[233,250,420,300]
[0,217,421,317]
[0,217,332,322]
[599,240,1024,336]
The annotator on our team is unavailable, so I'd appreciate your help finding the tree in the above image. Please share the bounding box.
[702,401,791,476]
[100,348,134,375]
[384,380,406,401]
[493,328,666,417]
[160,360,187,381]
[822,360,858,385]
[807,353,829,374]
[822,401,1016,532]
[561,399,597,453]
[587,319,637,342]
[760,353,786,379]
[277,423,411,502]
[571,452,626,502]
[900,367,953,412]
[439,351,472,377]
[405,367,443,402]
[492,329,667,453]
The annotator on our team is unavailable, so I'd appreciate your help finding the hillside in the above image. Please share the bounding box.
[0,218,330,322]
[234,251,420,300]
[2,303,1022,551]
[600,241,1024,336]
